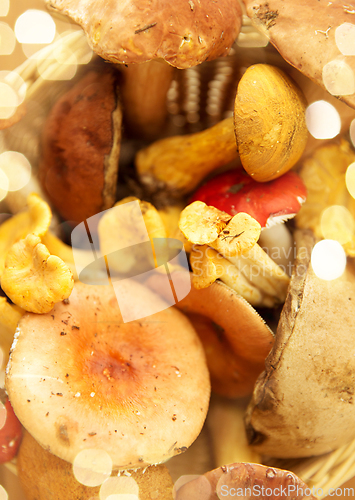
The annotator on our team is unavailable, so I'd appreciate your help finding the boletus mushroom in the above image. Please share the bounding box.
[38,67,122,223]
[245,229,355,458]
[6,280,211,497]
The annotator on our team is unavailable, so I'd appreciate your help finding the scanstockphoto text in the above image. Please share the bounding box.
[218,484,355,497]
[190,244,310,278]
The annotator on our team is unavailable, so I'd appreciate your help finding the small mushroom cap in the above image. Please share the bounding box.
[243,0,355,109]
[45,0,242,69]
[191,170,307,228]
[1,234,74,314]
[6,281,210,468]
[174,462,315,500]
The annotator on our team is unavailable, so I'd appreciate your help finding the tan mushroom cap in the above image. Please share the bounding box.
[45,0,242,69]
[243,0,355,108]
[148,272,274,397]
[174,462,316,499]
[6,280,210,468]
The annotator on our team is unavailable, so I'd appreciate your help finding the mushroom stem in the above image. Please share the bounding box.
[136,117,237,195]
[191,245,275,307]
[225,244,290,302]
[120,60,174,140]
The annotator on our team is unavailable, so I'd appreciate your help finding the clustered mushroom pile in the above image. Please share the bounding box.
[1,0,355,499]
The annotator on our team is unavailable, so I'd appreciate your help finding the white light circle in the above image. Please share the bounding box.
[346,162,355,199]
[0,151,31,191]
[100,476,139,500]
[0,485,8,500]
[73,449,113,487]
[173,475,211,499]
[322,59,355,96]
[0,22,16,55]
[0,0,10,17]
[311,240,347,281]
[305,100,341,139]
[335,23,355,56]
[15,10,56,44]
[0,82,18,120]
[0,169,9,201]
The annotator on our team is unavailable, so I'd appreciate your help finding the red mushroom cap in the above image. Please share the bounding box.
[191,170,307,228]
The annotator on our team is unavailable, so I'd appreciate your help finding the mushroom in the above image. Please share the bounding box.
[191,169,307,229]
[0,298,24,364]
[179,201,290,306]
[295,137,355,256]
[38,66,122,223]
[242,0,355,109]
[245,229,355,458]
[6,280,210,467]
[136,63,308,195]
[1,233,74,314]
[174,462,316,499]
[18,430,174,500]
[0,193,51,276]
[148,272,274,397]
[45,0,243,139]
[191,168,307,271]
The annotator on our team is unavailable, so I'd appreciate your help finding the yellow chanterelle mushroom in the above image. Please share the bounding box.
[1,234,74,314]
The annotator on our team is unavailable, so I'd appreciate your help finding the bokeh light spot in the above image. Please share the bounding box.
[0,82,18,120]
[0,168,9,202]
[0,485,8,500]
[0,71,26,105]
[320,205,355,245]
[0,151,31,191]
[0,22,16,55]
[305,100,341,139]
[350,119,355,148]
[173,475,211,499]
[100,476,139,500]
[346,162,355,200]
[322,59,355,96]
[73,449,113,487]
[0,0,9,17]
[0,400,6,430]
[311,239,347,281]
[335,23,355,56]
[15,10,56,44]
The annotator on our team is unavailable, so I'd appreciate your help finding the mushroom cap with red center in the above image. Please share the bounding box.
[191,169,307,228]
[45,0,243,69]
[6,280,210,468]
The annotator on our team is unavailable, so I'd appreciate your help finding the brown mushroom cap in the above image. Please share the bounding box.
[174,462,316,499]
[243,0,355,109]
[45,0,243,69]
[6,280,210,468]
[149,273,274,397]
[38,68,121,223]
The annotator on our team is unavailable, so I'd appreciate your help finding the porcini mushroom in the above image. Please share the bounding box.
[242,0,355,109]
[45,0,243,140]
[6,280,210,467]
[39,67,122,223]
[174,462,316,499]
[245,230,355,458]
[136,64,308,195]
